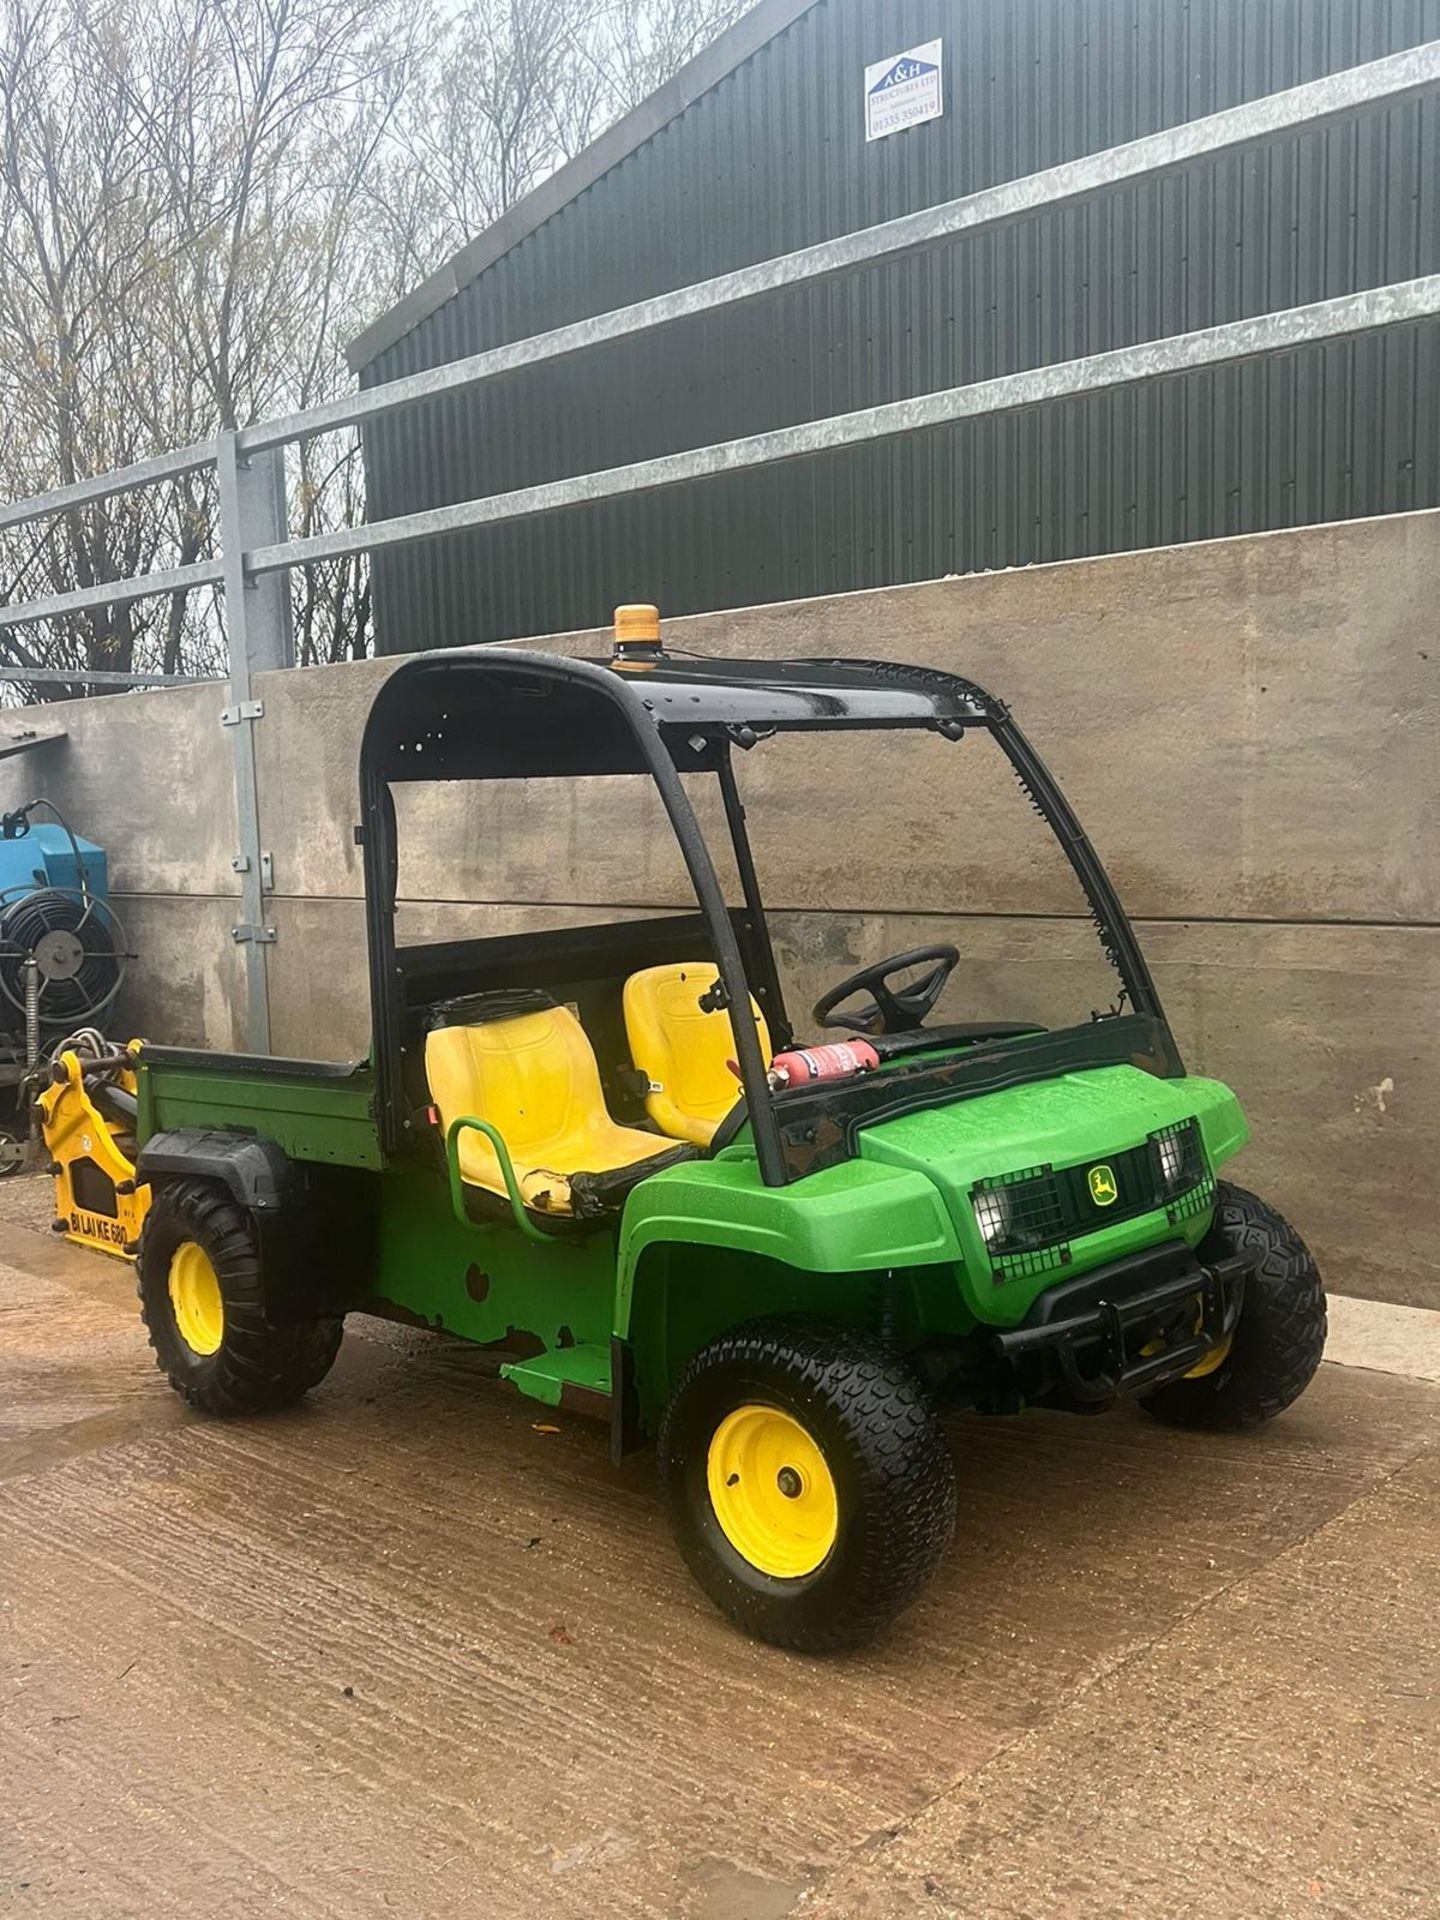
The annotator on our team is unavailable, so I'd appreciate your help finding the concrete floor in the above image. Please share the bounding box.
[1,1178,1436,1920]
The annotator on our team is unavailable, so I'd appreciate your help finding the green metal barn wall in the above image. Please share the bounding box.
[358,0,1440,652]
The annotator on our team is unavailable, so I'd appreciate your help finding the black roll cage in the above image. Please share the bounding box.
[357,646,1170,1187]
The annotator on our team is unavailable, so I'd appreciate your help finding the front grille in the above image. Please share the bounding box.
[1167,1178,1217,1223]
[973,1119,1213,1284]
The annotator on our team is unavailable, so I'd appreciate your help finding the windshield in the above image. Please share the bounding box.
[721,726,1132,1041]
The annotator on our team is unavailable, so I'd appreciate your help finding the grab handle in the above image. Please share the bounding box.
[445,1115,554,1245]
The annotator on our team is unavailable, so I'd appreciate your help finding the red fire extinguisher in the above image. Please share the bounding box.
[761,1039,881,1090]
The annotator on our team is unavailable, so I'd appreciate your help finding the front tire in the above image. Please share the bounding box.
[659,1319,955,1653]
[137,1178,343,1415]
[1140,1182,1326,1431]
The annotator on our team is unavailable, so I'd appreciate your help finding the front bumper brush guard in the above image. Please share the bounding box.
[992,1251,1250,1407]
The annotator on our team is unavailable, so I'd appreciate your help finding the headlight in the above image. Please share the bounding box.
[1150,1119,1205,1196]
[1157,1130,1187,1189]
[970,1168,1070,1279]
[973,1186,1012,1248]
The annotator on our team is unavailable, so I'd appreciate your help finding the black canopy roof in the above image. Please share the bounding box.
[361,646,998,784]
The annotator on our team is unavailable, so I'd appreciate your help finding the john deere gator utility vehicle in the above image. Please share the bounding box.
[132,607,1326,1651]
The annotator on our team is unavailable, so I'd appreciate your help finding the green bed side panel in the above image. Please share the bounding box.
[137,1061,383,1170]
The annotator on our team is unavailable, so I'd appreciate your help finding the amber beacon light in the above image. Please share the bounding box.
[611,603,665,668]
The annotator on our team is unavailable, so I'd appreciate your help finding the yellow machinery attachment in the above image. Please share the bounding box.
[37,1042,150,1259]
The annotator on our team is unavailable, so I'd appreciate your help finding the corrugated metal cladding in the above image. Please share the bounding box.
[359,0,1440,652]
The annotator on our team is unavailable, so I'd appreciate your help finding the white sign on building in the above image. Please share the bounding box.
[864,39,945,143]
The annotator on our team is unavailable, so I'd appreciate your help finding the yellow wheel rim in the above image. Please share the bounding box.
[167,1241,224,1356]
[1185,1330,1233,1378]
[1140,1297,1235,1379]
[706,1404,838,1580]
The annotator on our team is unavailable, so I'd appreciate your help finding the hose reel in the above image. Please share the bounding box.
[0,885,129,1033]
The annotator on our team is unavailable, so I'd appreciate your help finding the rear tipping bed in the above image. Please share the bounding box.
[136,1048,381,1170]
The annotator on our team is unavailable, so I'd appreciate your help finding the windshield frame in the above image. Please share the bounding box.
[357,647,1173,1181]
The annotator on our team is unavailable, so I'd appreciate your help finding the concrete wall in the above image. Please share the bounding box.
[3,510,1436,1307]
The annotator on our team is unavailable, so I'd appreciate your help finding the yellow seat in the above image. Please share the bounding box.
[623,963,771,1147]
[425,1005,665,1215]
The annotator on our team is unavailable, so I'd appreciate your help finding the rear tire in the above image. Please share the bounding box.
[1140,1182,1326,1431]
[659,1318,955,1653]
[137,1178,342,1415]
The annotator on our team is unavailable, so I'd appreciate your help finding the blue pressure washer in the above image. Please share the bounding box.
[0,800,130,1171]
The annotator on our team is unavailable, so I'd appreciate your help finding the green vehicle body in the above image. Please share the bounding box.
[135,1039,1248,1433]
[132,641,1257,1447]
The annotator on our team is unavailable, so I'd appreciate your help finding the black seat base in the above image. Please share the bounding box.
[459,1140,699,1234]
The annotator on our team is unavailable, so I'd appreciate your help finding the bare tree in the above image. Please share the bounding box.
[116,0,421,665]
[600,0,750,111]
[0,0,421,681]
[0,0,175,690]
[0,0,750,690]
[366,0,749,285]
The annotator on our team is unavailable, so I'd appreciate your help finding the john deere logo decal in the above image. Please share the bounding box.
[1088,1164,1119,1207]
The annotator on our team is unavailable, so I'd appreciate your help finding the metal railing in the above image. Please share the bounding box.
[1,38,1438,1049]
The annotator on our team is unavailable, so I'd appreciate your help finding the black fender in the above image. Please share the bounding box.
[137,1128,304,1213]
[136,1131,367,1326]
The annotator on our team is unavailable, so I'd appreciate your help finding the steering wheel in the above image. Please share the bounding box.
[812,944,960,1037]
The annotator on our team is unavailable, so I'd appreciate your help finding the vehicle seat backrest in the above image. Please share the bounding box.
[425,1003,648,1208]
[622,963,770,1147]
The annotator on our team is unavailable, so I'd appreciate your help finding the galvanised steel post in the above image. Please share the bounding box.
[216,433,293,1051]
